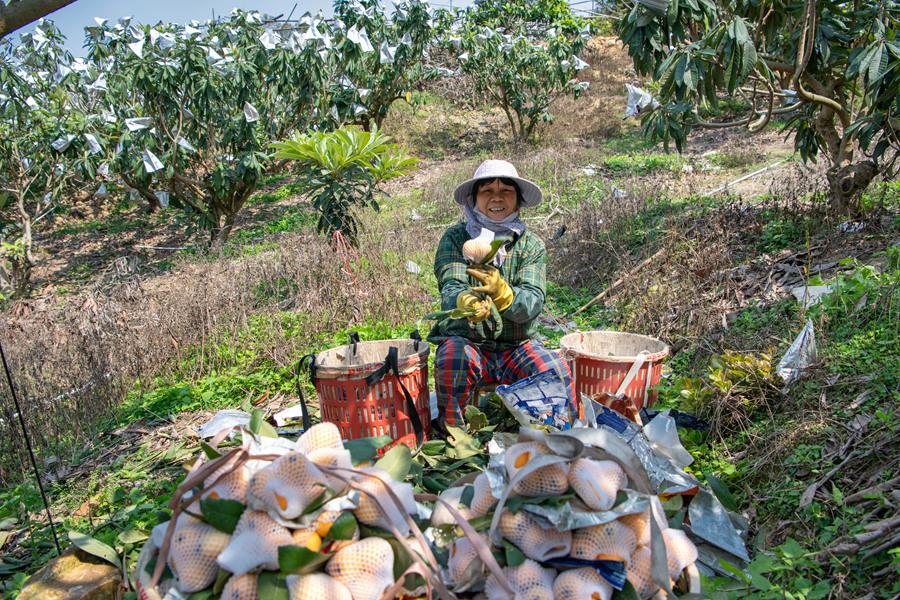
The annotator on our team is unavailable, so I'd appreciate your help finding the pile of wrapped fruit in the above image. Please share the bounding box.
[136,407,746,599]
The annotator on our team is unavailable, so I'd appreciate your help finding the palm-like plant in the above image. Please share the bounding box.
[272,126,416,244]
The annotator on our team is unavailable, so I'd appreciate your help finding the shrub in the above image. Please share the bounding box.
[272,126,416,244]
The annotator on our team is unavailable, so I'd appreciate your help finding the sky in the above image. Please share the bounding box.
[18,0,472,55]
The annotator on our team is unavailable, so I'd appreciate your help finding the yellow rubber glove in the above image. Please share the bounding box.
[466,265,514,312]
[456,291,491,323]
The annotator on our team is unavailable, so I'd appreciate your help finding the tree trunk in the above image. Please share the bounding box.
[10,193,35,298]
[826,160,878,216]
[209,211,236,251]
[0,0,77,39]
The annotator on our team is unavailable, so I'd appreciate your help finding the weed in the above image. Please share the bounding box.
[224,204,316,253]
[602,152,685,174]
[705,148,766,170]
[600,128,657,154]
[756,211,813,253]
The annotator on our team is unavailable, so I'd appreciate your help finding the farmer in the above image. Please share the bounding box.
[427,159,574,427]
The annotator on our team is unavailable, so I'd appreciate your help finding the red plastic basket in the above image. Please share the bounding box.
[560,331,670,419]
[313,339,430,451]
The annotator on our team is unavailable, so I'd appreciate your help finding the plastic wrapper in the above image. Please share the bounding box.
[142,149,164,173]
[624,83,659,118]
[687,490,750,562]
[243,101,259,123]
[643,410,693,469]
[777,319,816,386]
[197,409,250,438]
[522,490,649,531]
[496,369,574,431]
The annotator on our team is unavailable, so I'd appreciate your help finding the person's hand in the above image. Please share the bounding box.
[466,265,514,312]
[456,291,491,323]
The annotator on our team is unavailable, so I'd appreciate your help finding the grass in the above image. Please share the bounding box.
[656,259,900,597]
[602,152,686,174]
[755,209,815,253]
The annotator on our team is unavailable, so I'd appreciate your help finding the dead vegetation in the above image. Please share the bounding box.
[0,216,437,485]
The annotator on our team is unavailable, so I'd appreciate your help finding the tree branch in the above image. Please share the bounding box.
[0,0,77,39]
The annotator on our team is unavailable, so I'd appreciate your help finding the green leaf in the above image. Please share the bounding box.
[257,571,291,600]
[420,440,447,456]
[212,568,230,594]
[779,538,806,559]
[502,539,526,567]
[327,512,358,540]
[506,492,576,513]
[249,408,263,436]
[481,239,506,264]
[199,441,221,459]
[459,485,475,508]
[831,483,844,505]
[68,530,120,567]
[445,426,483,459]
[200,498,246,534]
[867,43,887,84]
[259,420,279,438]
[704,471,739,512]
[463,405,489,432]
[719,558,752,583]
[301,488,335,517]
[278,545,333,575]
[344,435,393,465]
[374,444,412,481]
[117,529,149,545]
[611,581,642,600]
[384,536,414,581]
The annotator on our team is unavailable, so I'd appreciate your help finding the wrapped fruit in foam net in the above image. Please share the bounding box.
[326,537,396,600]
[568,458,626,511]
[247,450,330,520]
[287,572,352,600]
[134,388,739,598]
[504,441,569,497]
[351,467,418,535]
[134,409,469,600]
[462,237,493,264]
[447,533,488,591]
[554,567,613,600]
[485,558,556,600]
[166,514,231,593]
[498,509,572,561]
[430,485,476,527]
[218,510,294,575]
[220,572,258,600]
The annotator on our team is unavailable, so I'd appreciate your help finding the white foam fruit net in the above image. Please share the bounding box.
[139,413,711,599]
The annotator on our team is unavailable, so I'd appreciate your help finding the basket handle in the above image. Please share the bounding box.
[293,353,316,431]
[615,351,650,398]
[365,346,425,452]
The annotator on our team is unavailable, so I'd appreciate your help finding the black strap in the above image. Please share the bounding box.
[410,328,422,352]
[365,346,425,452]
[294,353,316,431]
[348,331,360,358]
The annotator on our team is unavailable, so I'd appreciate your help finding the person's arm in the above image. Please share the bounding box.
[434,227,470,311]
[502,237,546,324]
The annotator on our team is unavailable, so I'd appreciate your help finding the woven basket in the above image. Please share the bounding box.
[314,338,431,450]
[560,331,670,416]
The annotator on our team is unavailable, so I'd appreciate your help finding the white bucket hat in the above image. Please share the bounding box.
[453,159,543,208]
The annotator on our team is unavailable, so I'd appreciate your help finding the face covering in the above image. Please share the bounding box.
[463,202,526,239]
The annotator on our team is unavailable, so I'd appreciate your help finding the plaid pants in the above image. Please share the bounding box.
[433,336,574,426]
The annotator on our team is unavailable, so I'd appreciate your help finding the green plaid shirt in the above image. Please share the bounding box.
[427,222,546,351]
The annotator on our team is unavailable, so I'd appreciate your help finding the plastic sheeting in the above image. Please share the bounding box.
[777,319,816,386]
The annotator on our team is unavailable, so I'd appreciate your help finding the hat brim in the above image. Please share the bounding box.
[453,175,542,208]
